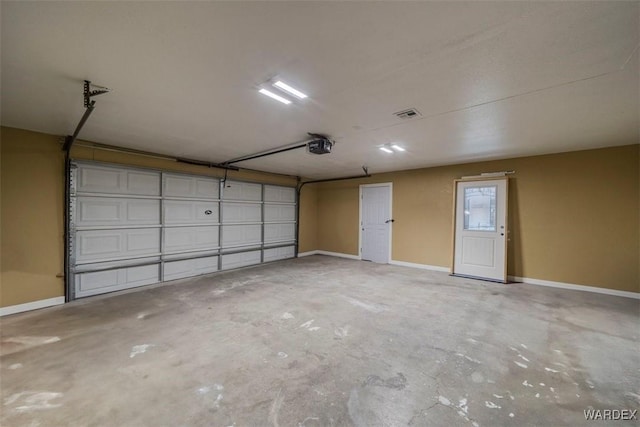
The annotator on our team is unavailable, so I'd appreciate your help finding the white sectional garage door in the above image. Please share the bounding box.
[68,161,297,299]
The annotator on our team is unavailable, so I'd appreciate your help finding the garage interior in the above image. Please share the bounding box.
[1,2,638,426]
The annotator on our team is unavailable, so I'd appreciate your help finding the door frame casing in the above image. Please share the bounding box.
[451,177,509,282]
[359,182,393,263]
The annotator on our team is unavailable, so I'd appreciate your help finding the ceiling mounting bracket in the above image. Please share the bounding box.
[84,80,111,108]
[62,80,111,152]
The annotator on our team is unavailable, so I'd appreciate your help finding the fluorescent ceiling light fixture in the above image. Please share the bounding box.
[259,88,291,105]
[379,147,393,153]
[273,81,308,99]
[391,144,406,152]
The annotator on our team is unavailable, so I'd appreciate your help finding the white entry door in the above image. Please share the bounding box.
[360,184,392,263]
[453,178,508,282]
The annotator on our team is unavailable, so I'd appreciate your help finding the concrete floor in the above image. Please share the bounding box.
[1,255,638,427]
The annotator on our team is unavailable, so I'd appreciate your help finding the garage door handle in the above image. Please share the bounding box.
[385,219,395,223]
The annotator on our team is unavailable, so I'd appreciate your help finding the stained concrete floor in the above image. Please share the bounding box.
[1,255,638,427]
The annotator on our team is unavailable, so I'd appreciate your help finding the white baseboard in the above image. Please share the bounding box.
[315,250,361,260]
[0,296,65,317]
[508,275,639,300]
[297,250,319,257]
[386,262,638,299]
[390,260,450,273]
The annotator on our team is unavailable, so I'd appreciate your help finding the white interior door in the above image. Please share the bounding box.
[453,178,508,282]
[360,184,392,263]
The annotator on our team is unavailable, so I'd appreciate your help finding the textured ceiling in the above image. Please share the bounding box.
[1,2,638,179]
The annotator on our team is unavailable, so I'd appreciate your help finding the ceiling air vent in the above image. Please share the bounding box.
[393,108,421,119]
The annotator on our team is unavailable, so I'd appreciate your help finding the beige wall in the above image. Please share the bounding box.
[298,185,318,253]
[1,127,299,308]
[1,127,66,307]
[317,186,360,255]
[312,145,639,293]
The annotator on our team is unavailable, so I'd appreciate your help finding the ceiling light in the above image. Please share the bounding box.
[273,81,308,99]
[259,88,291,105]
[379,147,393,154]
[391,144,406,152]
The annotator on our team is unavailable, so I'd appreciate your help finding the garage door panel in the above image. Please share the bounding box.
[77,165,160,196]
[164,256,219,281]
[264,204,295,222]
[76,229,160,263]
[222,181,262,201]
[128,201,160,222]
[222,224,261,247]
[193,179,219,199]
[78,166,120,193]
[164,202,192,223]
[164,201,219,224]
[79,199,120,223]
[77,197,160,227]
[128,232,159,251]
[264,223,295,243]
[164,174,219,199]
[221,251,261,270]
[263,246,295,262]
[222,203,261,223]
[80,234,121,257]
[70,162,297,299]
[75,264,160,297]
[128,173,161,196]
[264,185,295,203]
[164,226,219,252]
